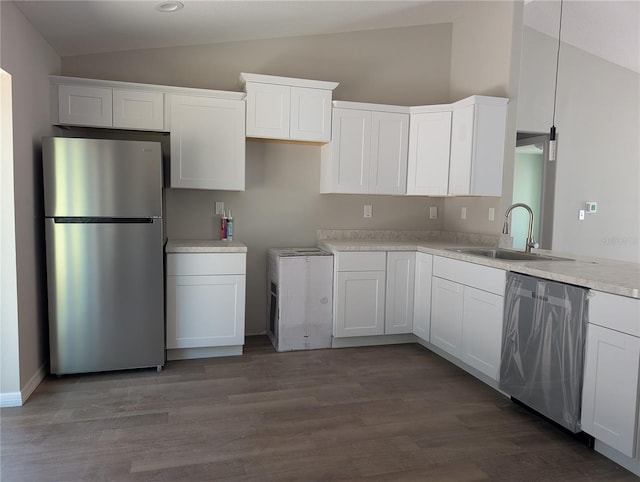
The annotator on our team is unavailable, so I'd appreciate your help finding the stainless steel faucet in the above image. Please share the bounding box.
[502,203,539,253]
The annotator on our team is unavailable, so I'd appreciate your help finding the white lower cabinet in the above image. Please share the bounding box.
[581,291,640,458]
[335,270,386,337]
[412,252,433,340]
[430,277,464,354]
[385,252,415,334]
[430,256,505,381]
[333,250,416,338]
[460,286,504,379]
[166,253,246,352]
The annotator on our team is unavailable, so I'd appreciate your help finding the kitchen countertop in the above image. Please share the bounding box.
[319,240,640,299]
[165,239,247,253]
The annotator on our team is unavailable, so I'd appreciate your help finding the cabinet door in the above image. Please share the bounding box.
[169,94,245,190]
[245,83,290,139]
[335,270,385,337]
[113,89,164,130]
[406,111,452,195]
[460,286,504,380]
[430,277,463,356]
[58,84,112,127]
[370,112,409,195]
[449,101,506,196]
[328,108,372,193]
[581,324,640,457]
[290,87,332,142]
[166,274,245,349]
[412,252,433,340]
[448,104,475,195]
[385,252,415,334]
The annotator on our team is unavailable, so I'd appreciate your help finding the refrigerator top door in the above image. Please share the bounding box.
[43,137,162,218]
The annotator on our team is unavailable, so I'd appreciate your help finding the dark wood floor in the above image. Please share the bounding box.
[1,337,636,481]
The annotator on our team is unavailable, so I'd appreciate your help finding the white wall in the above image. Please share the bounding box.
[443,0,523,235]
[0,0,60,403]
[518,27,640,262]
[1,68,20,404]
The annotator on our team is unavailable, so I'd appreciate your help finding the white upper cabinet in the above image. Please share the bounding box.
[53,77,164,131]
[112,89,164,130]
[240,73,338,142]
[167,94,246,191]
[57,84,113,128]
[320,101,409,194]
[448,96,508,196]
[406,106,452,195]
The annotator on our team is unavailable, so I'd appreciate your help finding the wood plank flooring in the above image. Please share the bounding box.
[1,337,636,481]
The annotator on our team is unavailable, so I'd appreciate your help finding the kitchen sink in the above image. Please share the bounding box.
[447,247,574,262]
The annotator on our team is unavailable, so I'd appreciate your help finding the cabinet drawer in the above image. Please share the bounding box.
[590,290,640,337]
[433,256,505,295]
[335,251,386,272]
[166,253,246,276]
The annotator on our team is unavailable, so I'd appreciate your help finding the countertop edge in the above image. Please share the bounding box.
[165,239,248,253]
[319,240,640,300]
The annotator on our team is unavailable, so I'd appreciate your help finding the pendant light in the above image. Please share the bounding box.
[549,0,564,161]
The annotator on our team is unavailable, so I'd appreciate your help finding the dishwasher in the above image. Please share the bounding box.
[499,272,589,434]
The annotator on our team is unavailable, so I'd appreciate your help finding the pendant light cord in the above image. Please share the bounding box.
[552,0,564,126]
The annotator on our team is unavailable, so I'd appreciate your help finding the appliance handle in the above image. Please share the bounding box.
[53,217,155,224]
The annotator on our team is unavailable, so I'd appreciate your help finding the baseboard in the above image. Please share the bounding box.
[332,333,417,348]
[21,362,48,404]
[166,345,243,361]
[0,391,22,407]
[594,440,640,477]
[0,362,47,407]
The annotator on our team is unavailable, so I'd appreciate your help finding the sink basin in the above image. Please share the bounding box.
[447,247,574,262]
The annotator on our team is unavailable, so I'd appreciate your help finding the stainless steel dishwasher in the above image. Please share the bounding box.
[499,272,589,433]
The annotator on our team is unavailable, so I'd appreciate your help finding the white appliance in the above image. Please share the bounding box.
[267,248,334,352]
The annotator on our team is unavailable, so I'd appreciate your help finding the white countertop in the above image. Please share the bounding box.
[165,239,247,253]
[319,240,640,299]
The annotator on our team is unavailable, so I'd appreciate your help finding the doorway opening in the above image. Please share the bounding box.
[512,132,555,250]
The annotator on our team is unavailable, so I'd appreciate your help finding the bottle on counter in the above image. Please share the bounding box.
[226,209,234,241]
[220,211,227,240]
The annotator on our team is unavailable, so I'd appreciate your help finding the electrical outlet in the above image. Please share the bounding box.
[461,207,467,220]
[364,204,373,218]
[215,202,225,215]
[488,208,495,221]
[429,206,438,219]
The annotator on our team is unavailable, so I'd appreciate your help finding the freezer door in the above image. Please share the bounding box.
[42,137,162,218]
[46,218,165,374]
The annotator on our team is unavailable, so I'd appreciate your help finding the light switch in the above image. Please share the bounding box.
[461,207,467,220]
[429,206,438,219]
[579,209,585,221]
[488,208,495,221]
[364,204,373,218]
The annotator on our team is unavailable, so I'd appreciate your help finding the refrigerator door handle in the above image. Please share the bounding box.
[53,217,155,224]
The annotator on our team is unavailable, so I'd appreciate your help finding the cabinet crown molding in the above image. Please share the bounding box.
[239,72,339,91]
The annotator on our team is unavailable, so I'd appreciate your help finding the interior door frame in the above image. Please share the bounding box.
[515,132,555,250]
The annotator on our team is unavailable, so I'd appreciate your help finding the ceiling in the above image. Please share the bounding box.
[12,0,639,73]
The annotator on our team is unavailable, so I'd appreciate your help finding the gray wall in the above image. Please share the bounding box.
[517,27,640,262]
[0,1,60,397]
[62,24,453,106]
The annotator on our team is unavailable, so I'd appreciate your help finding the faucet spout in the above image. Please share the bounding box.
[503,203,538,253]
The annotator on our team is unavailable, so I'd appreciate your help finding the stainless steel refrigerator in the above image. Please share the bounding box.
[43,137,165,375]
